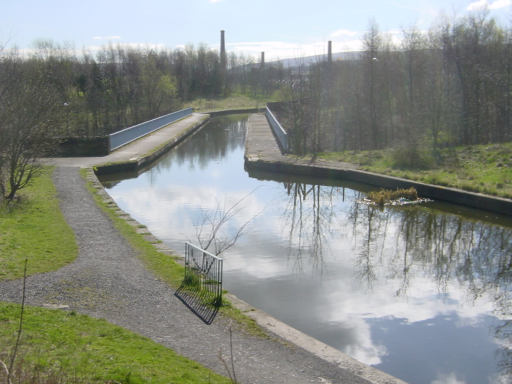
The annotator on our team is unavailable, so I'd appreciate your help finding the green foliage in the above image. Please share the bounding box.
[0,302,229,383]
[1,43,285,140]
[188,94,269,112]
[0,167,77,280]
[182,271,201,289]
[390,146,434,170]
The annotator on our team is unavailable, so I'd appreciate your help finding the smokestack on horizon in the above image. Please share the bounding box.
[260,51,265,68]
[220,30,227,70]
[328,40,332,63]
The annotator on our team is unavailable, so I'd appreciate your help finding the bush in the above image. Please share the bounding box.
[391,146,433,170]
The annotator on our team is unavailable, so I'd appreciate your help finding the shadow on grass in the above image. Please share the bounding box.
[174,285,220,325]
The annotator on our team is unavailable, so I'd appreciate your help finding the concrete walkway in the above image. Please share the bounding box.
[245,114,356,171]
[0,113,405,384]
[41,112,209,169]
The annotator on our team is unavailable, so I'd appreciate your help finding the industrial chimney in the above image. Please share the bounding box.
[328,41,332,63]
[220,30,227,70]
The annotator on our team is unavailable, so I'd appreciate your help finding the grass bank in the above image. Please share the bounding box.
[0,302,229,383]
[1,168,230,383]
[187,93,274,112]
[0,167,77,280]
[318,142,512,199]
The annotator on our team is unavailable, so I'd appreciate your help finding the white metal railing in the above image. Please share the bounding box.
[265,105,289,152]
[109,108,193,151]
[183,242,223,306]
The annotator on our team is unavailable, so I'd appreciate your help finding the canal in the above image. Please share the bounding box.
[100,115,512,384]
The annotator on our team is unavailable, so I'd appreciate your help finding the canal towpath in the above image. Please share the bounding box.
[0,112,405,384]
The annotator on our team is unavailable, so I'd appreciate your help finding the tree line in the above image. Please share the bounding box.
[0,42,284,138]
[278,12,512,162]
[0,41,284,202]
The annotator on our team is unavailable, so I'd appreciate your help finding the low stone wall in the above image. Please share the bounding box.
[53,136,110,157]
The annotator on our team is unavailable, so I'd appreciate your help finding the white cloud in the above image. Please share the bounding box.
[490,0,512,9]
[209,0,223,3]
[467,0,488,10]
[93,35,121,40]
[330,29,358,38]
[431,372,467,384]
[226,40,326,61]
[82,42,166,56]
[467,0,512,11]
[225,38,364,61]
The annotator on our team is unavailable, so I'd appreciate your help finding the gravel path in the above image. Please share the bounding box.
[0,166,371,384]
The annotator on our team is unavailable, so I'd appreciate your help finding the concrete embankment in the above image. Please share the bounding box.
[245,113,512,216]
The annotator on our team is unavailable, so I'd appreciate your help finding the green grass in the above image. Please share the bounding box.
[187,93,272,112]
[82,169,267,337]
[0,302,229,384]
[0,167,78,280]
[318,142,512,199]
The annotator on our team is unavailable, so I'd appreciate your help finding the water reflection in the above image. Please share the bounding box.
[277,179,512,382]
[152,114,248,173]
[283,183,342,272]
[101,116,512,384]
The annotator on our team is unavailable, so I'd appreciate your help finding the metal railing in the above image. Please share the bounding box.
[183,242,223,307]
[108,108,193,151]
[265,105,289,152]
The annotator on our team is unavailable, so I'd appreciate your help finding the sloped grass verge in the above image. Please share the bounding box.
[0,167,77,280]
[0,302,229,383]
[318,142,512,199]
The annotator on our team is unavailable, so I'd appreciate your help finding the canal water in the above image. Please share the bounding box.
[101,116,512,384]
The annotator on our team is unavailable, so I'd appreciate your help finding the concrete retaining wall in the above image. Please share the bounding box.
[245,158,512,216]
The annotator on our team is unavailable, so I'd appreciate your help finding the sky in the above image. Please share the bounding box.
[1,0,511,61]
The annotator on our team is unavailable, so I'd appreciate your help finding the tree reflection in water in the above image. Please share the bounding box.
[282,182,341,273]
[278,181,512,380]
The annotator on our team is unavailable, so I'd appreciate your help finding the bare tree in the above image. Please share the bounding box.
[194,190,260,256]
[0,50,61,203]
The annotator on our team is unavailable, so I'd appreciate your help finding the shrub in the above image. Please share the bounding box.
[391,146,433,170]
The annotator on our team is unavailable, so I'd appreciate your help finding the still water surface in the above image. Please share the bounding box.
[101,116,512,384]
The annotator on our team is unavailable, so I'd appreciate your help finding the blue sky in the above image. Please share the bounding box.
[1,0,511,60]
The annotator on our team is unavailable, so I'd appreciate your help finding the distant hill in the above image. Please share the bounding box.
[271,51,362,68]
